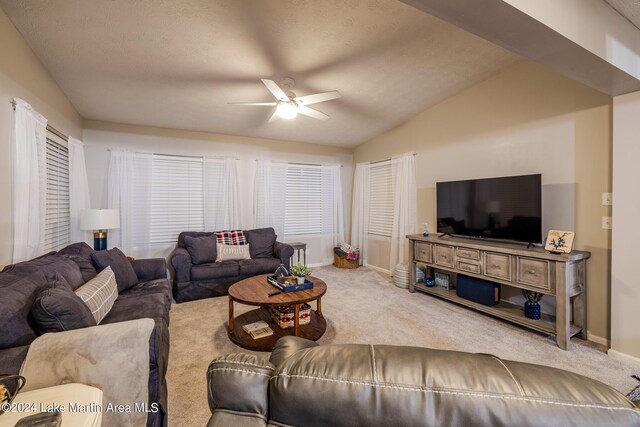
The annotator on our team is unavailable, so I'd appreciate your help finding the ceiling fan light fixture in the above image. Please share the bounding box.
[276,101,298,119]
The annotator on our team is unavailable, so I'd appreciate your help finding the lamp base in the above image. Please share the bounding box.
[93,231,108,251]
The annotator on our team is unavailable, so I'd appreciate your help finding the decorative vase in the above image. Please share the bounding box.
[524,301,541,320]
[297,276,305,285]
[274,264,288,279]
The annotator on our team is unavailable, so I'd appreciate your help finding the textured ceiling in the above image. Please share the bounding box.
[604,0,640,30]
[0,0,519,147]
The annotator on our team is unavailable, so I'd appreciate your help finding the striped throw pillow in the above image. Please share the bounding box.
[74,265,118,324]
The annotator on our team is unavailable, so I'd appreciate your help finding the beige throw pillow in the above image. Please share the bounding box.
[74,265,118,324]
[216,243,251,262]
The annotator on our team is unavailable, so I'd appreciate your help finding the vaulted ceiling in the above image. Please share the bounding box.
[1,0,523,147]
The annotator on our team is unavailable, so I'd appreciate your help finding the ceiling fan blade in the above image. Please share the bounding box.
[268,109,280,123]
[228,102,277,106]
[298,105,329,121]
[261,79,290,102]
[294,91,341,105]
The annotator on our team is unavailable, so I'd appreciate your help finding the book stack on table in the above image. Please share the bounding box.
[242,320,274,340]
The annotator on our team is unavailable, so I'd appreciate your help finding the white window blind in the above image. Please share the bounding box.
[44,131,70,252]
[284,165,323,236]
[149,154,205,245]
[368,162,393,237]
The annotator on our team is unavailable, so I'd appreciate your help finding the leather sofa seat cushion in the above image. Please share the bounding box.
[31,274,97,333]
[192,261,240,281]
[91,247,139,292]
[239,258,281,276]
[184,235,217,265]
[245,228,277,259]
[58,242,98,283]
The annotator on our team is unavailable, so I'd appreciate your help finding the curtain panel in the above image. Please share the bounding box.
[390,153,417,268]
[11,99,48,262]
[350,163,370,265]
[68,137,92,245]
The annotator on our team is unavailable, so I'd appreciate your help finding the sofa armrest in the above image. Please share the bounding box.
[0,345,30,375]
[20,319,155,427]
[131,258,167,282]
[274,242,294,268]
[170,247,192,283]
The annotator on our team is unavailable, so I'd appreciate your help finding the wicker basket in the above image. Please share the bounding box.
[270,304,311,329]
[333,253,360,269]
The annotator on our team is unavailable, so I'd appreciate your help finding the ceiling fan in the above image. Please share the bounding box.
[229,77,341,122]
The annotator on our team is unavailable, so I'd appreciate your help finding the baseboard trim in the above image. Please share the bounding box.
[364,263,391,276]
[587,332,610,347]
[608,348,640,370]
[308,261,333,268]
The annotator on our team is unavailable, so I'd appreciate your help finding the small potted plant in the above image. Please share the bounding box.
[290,263,312,284]
[522,289,544,320]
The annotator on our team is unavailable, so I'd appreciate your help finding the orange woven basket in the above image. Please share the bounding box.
[333,253,359,269]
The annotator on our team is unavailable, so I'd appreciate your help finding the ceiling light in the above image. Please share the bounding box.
[276,101,298,119]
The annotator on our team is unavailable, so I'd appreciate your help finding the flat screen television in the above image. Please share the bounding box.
[436,174,542,244]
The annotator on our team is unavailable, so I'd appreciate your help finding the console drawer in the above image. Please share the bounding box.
[457,260,481,275]
[456,247,480,261]
[517,257,550,290]
[434,245,454,268]
[484,252,512,281]
[414,242,432,263]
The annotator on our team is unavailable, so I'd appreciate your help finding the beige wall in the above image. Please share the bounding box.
[83,120,353,264]
[0,9,82,266]
[611,91,640,363]
[353,61,612,343]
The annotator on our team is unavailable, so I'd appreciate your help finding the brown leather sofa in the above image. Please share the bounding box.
[206,336,640,426]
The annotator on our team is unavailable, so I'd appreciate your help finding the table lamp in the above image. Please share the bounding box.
[80,209,120,251]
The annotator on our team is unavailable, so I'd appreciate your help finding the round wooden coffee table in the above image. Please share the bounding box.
[228,274,327,351]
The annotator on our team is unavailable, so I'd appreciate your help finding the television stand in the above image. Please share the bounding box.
[407,234,590,350]
[438,233,455,238]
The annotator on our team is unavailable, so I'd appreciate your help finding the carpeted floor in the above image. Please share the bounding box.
[167,266,638,425]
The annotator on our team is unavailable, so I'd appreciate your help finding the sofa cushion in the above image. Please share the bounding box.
[58,242,98,283]
[75,266,118,324]
[216,243,251,262]
[245,228,277,259]
[31,274,97,334]
[177,231,215,248]
[238,258,281,276]
[122,278,172,304]
[184,235,217,265]
[101,292,170,325]
[0,255,85,290]
[191,261,240,281]
[91,247,139,292]
[0,273,48,349]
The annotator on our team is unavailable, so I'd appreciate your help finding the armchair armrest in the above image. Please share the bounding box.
[170,247,192,283]
[20,319,155,427]
[131,258,167,282]
[274,242,294,268]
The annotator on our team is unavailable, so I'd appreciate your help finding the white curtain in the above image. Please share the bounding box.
[321,164,345,262]
[11,98,47,262]
[253,160,286,236]
[68,137,92,244]
[350,163,370,265]
[204,157,240,230]
[107,149,152,254]
[390,153,417,268]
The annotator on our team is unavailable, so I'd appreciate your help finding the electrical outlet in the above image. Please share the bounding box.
[602,216,612,229]
[602,192,612,206]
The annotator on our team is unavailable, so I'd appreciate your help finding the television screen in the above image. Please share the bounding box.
[436,174,542,244]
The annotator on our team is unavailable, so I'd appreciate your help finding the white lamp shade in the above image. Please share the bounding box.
[80,209,120,231]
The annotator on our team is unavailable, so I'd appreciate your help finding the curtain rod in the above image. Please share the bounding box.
[254,160,343,168]
[11,100,69,142]
[106,148,240,161]
[370,152,417,165]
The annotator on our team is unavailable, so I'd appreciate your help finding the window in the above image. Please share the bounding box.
[283,165,323,235]
[148,154,205,245]
[44,130,70,251]
[368,162,393,237]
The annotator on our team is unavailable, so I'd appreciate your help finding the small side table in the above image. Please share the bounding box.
[288,242,307,266]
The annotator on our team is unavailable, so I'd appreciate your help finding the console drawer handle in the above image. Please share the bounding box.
[492,264,500,269]
[529,269,536,275]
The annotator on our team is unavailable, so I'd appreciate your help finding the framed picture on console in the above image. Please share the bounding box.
[544,230,575,254]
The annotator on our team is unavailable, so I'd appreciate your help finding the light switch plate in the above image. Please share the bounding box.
[602,216,612,229]
[602,192,612,205]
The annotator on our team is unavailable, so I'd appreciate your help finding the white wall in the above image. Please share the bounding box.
[610,90,640,365]
[83,121,353,266]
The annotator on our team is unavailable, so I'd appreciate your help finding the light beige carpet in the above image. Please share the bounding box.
[167,266,638,425]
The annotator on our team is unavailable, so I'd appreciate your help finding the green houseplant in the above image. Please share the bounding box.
[290,263,312,284]
[522,289,544,320]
